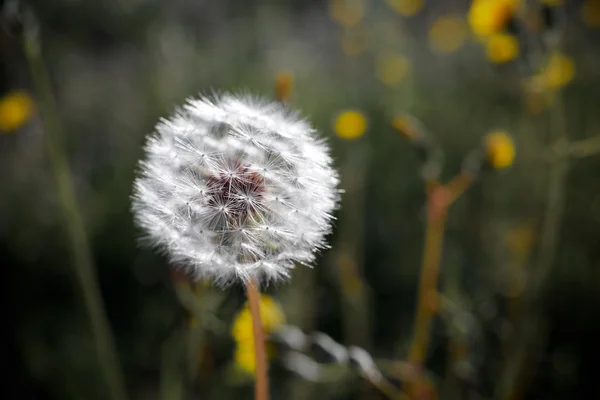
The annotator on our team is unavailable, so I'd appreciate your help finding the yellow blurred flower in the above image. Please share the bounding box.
[334,110,368,140]
[341,25,369,57]
[234,341,260,374]
[524,88,555,115]
[0,91,35,133]
[485,131,515,170]
[274,71,294,103]
[540,0,563,5]
[329,0,365,28]
[231,294,286,374]
[485,32,519,63]
[231,295,286,342]
[428,15,467,54]
[385,0,424,17]
[537,51,575,89]
[468,0,520,38]
[582,0,600,28]
[375,54,411,86]
[506,222,535,261]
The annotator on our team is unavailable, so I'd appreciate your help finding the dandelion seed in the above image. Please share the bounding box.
[132,93,340,286]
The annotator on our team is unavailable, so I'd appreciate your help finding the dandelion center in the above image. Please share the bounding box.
[205,162,266,225]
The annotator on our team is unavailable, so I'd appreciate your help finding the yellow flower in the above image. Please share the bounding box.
[485,131,515,170]
[524,88,555,114]
[234,341,259,374]
[468,0,519,38]
[274,71,294,103]
[333,110,368,140]
[582,0,600,28]
[506,222,534,261]
[541,51,575,89]
[375,54,411,86]
[485,32,519,63]
[341,25,369,57]
[0,91,35,133]
[231,295,286,374]
[540,0,563,5]
[329,0,365,27]
[231,295,286,342]
[428,15,467,54]
[385,0,424,17]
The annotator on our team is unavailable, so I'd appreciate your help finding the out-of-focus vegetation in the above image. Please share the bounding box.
[3,0,600,399]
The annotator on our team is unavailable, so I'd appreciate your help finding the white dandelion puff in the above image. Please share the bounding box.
[132,93,340,286]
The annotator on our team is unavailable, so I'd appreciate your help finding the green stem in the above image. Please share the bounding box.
[23,19,128,400]
[499,83,570,400]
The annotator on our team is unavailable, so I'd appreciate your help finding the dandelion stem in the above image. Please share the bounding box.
[22,14,128,400]
[246,279,269,400]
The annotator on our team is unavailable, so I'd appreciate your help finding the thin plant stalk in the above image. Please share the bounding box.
[22,17,128,400]
[246,279,269,400]
[408,175,472,366]
[408,197,447,365]
[500,97,570,400]
[500,15,570,396]
[445,173,474,205]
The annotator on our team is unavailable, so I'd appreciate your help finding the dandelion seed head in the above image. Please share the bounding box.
[132,93,340,286]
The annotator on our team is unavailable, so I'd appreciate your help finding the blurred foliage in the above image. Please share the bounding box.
[3,0,600,399]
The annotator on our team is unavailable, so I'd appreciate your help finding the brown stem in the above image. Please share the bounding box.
[425,179,440,197]
[445,173,474,206]
[246,279,269,400]
[408,186,448,366]
[408,174,472,369]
